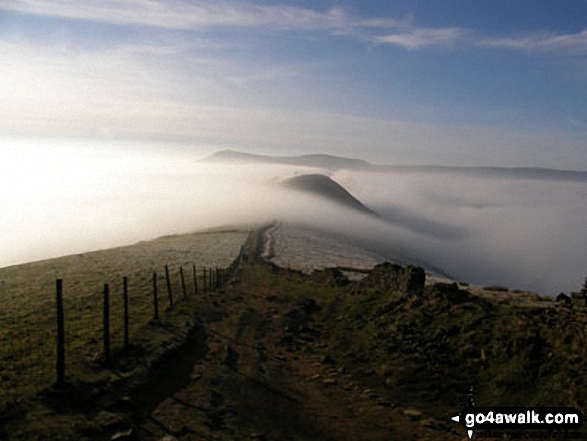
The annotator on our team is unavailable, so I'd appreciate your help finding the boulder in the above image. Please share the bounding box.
[363,263,426,295]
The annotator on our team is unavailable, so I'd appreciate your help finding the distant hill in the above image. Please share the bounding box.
[202,149,370,171]
[202,149,587,182]
[280,174,377,216]
[280,154,370,170]
[202,149,280,164]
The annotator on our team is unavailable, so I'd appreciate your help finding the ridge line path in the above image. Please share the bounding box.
[135,229,463,441]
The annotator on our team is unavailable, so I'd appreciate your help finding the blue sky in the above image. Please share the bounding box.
[1,0,586,168]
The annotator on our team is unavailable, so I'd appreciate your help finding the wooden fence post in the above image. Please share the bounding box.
[203,267,207,293]
[180,266,187,300]
[209,268,213,292]
[193,264,198,296]
[165,265,173,307]
[123,276,129,348]
[55,279,65,387]
[103,283,110,365]
[153,272,159,320]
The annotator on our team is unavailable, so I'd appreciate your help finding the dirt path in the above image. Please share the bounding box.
[133,257,464,441]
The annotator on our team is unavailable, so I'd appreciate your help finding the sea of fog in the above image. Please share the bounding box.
[1,138,586,295]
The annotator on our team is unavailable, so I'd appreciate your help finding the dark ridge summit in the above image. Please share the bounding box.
[280,174,377,216]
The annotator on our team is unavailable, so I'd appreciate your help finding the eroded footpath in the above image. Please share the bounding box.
[134,261,461,441]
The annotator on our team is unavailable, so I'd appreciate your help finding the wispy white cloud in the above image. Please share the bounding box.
[1,10,586,170]
[0,0,457,52]
[374,26,587,54]
[0,0,401,31]
[374,27,464,49]
[4,0,587,55]
[478,29,587,55]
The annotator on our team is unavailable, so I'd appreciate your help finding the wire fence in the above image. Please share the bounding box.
[0,253,242,410]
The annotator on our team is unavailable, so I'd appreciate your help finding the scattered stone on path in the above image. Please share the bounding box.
[421,418,453,432]
[93,411,127,431]
[403,409,423,421]
[377,401,394,408]
[321,354,336,365]
[110,429,137,441]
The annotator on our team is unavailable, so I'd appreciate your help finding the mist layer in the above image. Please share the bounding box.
[1,139,585,295]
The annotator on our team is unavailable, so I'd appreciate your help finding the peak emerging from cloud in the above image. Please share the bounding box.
[280,173,377,217]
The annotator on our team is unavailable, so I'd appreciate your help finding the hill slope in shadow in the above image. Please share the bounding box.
[280,174,377,217]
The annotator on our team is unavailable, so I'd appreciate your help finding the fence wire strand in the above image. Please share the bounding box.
[0,261,235,410]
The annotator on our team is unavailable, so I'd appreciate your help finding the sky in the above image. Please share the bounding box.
[1,0,587,167]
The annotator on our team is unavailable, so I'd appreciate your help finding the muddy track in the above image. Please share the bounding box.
[133,229,463,441]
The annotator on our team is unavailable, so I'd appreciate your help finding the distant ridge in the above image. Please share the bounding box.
[203,149,370,171]
[280,154,370,170]
[280,174,377,216]
[203,149,280,164]
[376,164,587,182]
[202,149,587,182]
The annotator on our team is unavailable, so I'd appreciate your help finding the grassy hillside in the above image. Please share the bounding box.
[1,226,585,440]
[131,256,587,441]
[0,229,249,427]
[322,264,587,414]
